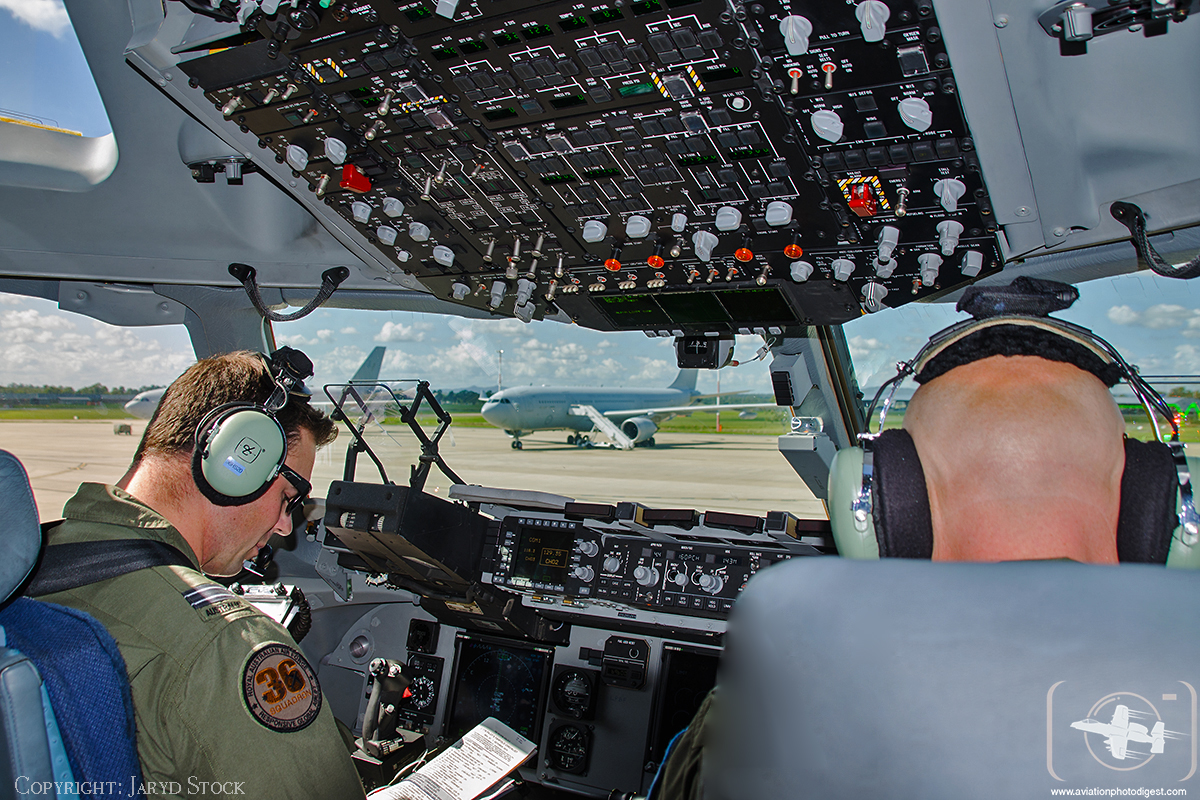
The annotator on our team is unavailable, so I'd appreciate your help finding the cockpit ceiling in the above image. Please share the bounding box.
[0,0,1196,334]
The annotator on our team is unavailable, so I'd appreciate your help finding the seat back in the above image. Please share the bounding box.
[0,450,143,799]
[706,558,1200,799]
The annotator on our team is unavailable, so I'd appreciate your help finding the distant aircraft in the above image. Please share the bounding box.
[479,369,772,450]
[123,346,387,420]
[1070,704,1166,760]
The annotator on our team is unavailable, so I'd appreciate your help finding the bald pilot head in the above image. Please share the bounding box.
[902,353,1126,564]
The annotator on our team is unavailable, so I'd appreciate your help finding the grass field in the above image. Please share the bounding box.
[0,407,134,420]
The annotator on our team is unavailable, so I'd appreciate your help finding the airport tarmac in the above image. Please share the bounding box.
[0,421,825,522]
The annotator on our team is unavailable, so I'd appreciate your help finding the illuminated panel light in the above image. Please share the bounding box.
[837,175,892,217]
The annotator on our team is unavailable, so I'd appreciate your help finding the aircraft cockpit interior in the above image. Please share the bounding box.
[2,0,1200,796]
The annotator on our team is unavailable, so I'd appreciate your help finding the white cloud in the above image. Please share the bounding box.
[1107,303,1200,330]
[376,321,426,343]
[316,329,336,342]
[340,327,358,335]
[0,0,69,37]
[1175,344,1200,374]
[275,333,313,347]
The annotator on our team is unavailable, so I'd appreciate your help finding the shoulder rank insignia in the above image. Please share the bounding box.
[242,643,322,732]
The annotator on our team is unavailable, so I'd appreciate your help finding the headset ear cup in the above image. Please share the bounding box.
[192,405,287,507]
[828,446,881,559]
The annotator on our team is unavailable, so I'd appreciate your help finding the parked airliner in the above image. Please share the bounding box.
[480,369,769,449]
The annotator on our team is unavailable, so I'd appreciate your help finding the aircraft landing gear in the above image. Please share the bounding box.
[512,440,523,450]
[567,434,577,445]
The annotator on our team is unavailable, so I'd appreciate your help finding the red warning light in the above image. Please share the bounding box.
[734,248,753,262]
[784,243,803,259]
[604,258,622,271]
[647,254,665,269]
[340,163,372,193]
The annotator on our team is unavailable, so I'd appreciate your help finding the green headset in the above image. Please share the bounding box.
[828,278,1200,568]
[191,347,314,508]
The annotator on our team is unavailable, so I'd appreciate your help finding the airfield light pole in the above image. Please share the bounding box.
[497,350,503,393]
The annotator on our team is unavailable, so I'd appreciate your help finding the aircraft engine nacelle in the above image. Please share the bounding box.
[621,417,658,443]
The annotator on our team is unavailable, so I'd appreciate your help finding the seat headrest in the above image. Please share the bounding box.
[0,450,42,603]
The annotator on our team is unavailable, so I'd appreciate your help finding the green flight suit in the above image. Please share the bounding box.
[42,483,365,800]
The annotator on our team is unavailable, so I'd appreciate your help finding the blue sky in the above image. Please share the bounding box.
[4,3,1200,398]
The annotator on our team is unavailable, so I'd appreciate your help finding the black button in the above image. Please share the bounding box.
[686,136,707,153]
[637,169,657,183]
[767,181,789,196]
[644,148,665,164]
[578,48,602,67]
[621,131,641,147]
[520,100,544,115]
[588,86,612,103]
[641,120,664,136]
[572,131,595,146]
[822,152,846,171]
[622,180,641,195]
[452,76,477,91]
[670,28,698,48]
[557,58,580,76]
[570,153,591,169]
[494,73,516,89]
[655,167,676,182]
[863,121,888,139]
[748,184,767,199]
[533,58,557,76]
[661,117,684,133]
[512,63,536,79]
[935,139,960,159]
[626,151,646,167]
[648,33,674,53]
[589,64,611,77]
[524,77,545,90]
[364,54,389,72]
[866,147,888,166]
[854,94,878,112]
[694,172,713,187]
[709,109,732,126]
[699,30,722,49]
[911,141,936,161]
[738,129,761,146]
[768,161,790,178]
[718,132,739,149]
[843,149,868,169]
[888,143,913,163]
[527,137,550,153]
[718,169,739,184]
[665,139,687,155]
[626,45,648,63]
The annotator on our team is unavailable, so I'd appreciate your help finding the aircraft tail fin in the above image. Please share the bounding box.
[1151,721,1166,753]
[669,369,698,392]
[350,346,386,382]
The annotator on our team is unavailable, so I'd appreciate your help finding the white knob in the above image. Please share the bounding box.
[874,257,896,279]
[876,225,900,261]
[790,260,814,282]
[778,15,814,56]
[625,215,652,239]
[698,573,725,594]
[810,109,844,143]
[918,253,943,286]
[376,225,397,246]
[409,222,430,242]
[897,97,932,132]
[672,572,687,587]
[572,565,594,582]
[936,220,964,255]
[855,0,891,42]
[578,540,600,557]
[514,302,534,323]
[692,231,719,262]
[765,201,794,227]
[515,277,536,306]
[933,179,967,213]
[351,202,372,223]
[488,279,506,309]
[1063,3,1094,41]
[582,220,608,243]
[323,137,347,165]
[862,281,889,313]
[433,245,455,266]
[634,566,660,587]
[715,206,742,232]
[396,250,411,263]
[671,213,688,232]
[831,258,855,282]
[603,555,621,573]
[382,197,405,218]
[961,250,983,277]
[285,144,309,172]
[451,282,470,300]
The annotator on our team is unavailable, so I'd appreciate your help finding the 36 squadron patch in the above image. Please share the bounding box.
[242,643,322,732]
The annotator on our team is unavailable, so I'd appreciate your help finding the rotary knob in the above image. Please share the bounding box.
[714,206,742,232]
[582,220,608,243]
[933,179,967,213]
[961,250,984,277]
[692,231,719,262]
[897,97,933,132]
[409,222,430,242]
[633,566,660,587]
[603,555,621,573]
[936,220,964,255]
[432,245,456,267]
[571,565,595,582]
[790,260,814,282]
[855,0,891,42]
[351,202,372,224]
[698,573,725,595]
[625,215,652,239]
[376,226,398,246]
[862,281,889,313]
[778,15,814,56]
[577,540,599,558]
[765,201,794,227]
[810,109,844,143]
[918,253,943,286]
[382,197,405,218]
[323,137,347,165]
[831,258,855,282]
[285,144,309,172]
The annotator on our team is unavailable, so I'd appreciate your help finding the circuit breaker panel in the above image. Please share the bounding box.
[160,0,1000,332]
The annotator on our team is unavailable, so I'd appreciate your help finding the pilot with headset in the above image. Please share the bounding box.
[34,348,367,798]
[651,277,1200,799]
